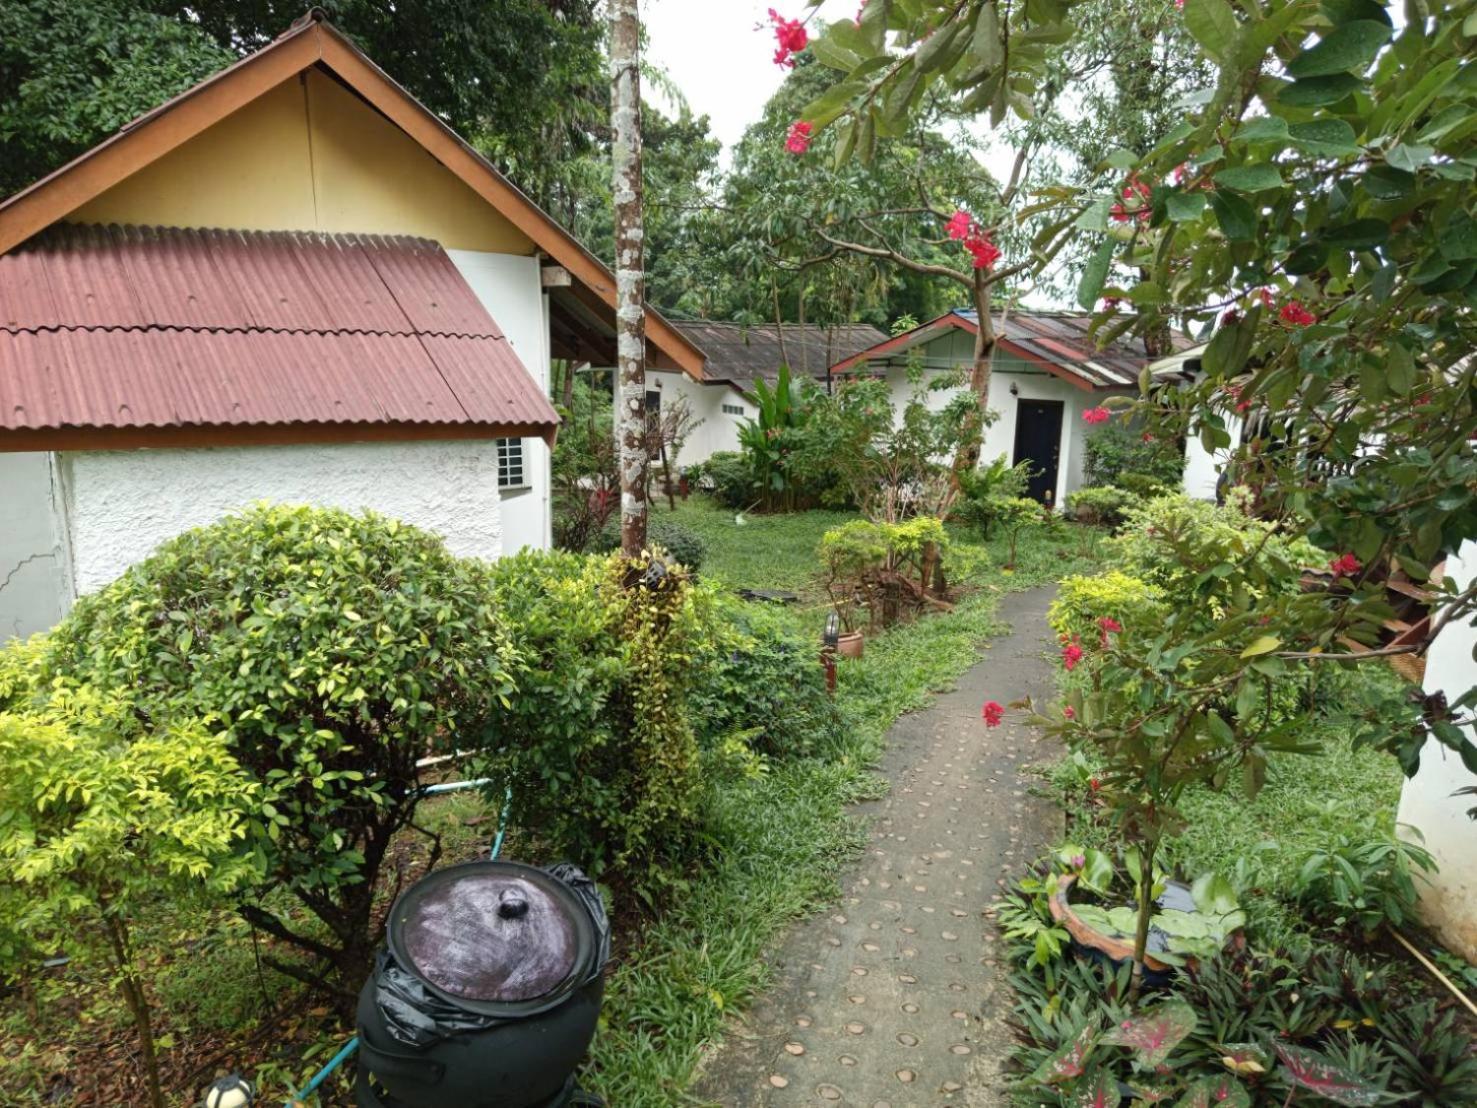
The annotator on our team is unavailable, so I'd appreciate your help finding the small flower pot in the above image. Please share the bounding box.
[836,630,864,659]
[1047,873,1207,986]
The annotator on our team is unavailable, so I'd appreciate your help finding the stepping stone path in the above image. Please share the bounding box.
[696,587,1063,1106]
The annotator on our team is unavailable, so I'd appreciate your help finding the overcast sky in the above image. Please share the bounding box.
[642,0,852,155]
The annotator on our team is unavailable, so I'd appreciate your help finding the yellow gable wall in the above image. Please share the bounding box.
[74,69,534,254]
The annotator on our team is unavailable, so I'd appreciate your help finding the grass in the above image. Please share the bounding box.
[584,497,1106,1104]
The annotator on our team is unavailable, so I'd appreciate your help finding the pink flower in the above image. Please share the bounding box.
[1109,176,1152,223]
[1062,640,1084,671]
[1175,0,1185,9]
[1329,553,1361,577]
[1063,706,1076,720]
[1141,432,1155,443]
[982,700,1005,727]
[964,232,1001,270]
[785,120,813,155]
[1098,616,1122,634]
[1082,406,1111,425]
[1279,300,1317,326]
[946,209,974,241]
[769,10,809,67]
[1071,854,1086,868]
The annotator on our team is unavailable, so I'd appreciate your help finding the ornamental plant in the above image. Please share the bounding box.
[0,689,257,1108]
[28,505,520,994]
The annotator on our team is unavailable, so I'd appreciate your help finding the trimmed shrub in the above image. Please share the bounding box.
[479,549,706,888]
[699,451,756,510]
[28,504,519,988]
[593,517,707,572]
[690,596,846,761]
[1064,485,1138,527]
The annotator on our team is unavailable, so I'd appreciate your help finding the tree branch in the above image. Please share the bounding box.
[814,227,971,285]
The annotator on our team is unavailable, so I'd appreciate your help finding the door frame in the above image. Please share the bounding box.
[1011,398,1065,506]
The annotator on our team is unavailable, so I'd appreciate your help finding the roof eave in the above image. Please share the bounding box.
[0,13,708,381]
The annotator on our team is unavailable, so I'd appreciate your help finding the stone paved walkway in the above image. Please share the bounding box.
[695,587,1062,1108]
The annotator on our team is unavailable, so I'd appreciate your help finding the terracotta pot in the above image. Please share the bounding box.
[836,630,864,659]
[1047,873,1179,977]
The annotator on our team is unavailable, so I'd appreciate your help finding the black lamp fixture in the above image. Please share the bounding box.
[822,610,840,651]
[1009,382,1019,396]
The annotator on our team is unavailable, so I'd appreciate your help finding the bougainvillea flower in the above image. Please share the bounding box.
[1062,640,1084,671]
[1082,406,1111,425]
[785,120,813,154]
[1329,553,1361,577]
[1279,300,1317,326]
[982,700,1005,727]
[946,209,974,241]
[769,9,808,67]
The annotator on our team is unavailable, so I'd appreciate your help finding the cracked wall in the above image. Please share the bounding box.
[0,452,67,641]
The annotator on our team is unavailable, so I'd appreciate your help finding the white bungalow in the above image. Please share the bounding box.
[0,11,708,640]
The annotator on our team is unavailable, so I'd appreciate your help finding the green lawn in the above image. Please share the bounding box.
[587,497,1107,1104]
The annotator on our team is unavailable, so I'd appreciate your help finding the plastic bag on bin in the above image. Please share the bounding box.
[374,862,610,1048]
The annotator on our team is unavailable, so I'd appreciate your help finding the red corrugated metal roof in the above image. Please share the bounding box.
[0,224,555,444]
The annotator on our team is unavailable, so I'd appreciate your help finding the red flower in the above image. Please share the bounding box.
[1089,777,1101,792]
[785,120,813,155]
[1109,176,1152,223]
[1174,0,1185,8]
[1141,432,1155,443]
[1279,300,1317,327]
[1257,287,1275,310]
[982,700,1005,727]
[964,232,1001,270]
[1220,308,1242,327]
[1082,406,1111,425]
[768,10,808,67]
[946,209,973,241]
[1063,706,1076,720]
[1062,640,1084,671]
[1329,553,1361,578]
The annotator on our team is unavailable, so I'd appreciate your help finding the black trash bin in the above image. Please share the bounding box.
[355,861,609,1108]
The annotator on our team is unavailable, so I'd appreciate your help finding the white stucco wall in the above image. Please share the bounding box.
[0,452,69,641]
[647,369,746,467]
[55,440,504,596]
[1397,540,1477,961]
[448,250,552,553]
[1182,411,1243,500]
[867,328,1127,508]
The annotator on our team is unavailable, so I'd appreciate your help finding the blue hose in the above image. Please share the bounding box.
[281,781,513,1105]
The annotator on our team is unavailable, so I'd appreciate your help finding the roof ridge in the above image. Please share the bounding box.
[0,322,506,340]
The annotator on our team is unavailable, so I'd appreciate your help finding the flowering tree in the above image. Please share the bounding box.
[829,0,1477,995]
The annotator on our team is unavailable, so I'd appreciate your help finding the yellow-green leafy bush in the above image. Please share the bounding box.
[25,504,519,987]
[1048,571,1167,646]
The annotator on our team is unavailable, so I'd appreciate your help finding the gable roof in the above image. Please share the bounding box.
[0,223,559,450]
[668,321,888,392]
[829,309,1190,391]
[0,10,706,380]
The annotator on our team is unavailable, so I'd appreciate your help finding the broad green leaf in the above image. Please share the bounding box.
[1286,20,1392,79]
[1167,191,1209,221]
[1078,237,1115,311]
[1031,1024,1097,1085]
[812,33,863,72]
[1276,73,1364,106]
[1288,118,1361,157]
[1213,163,1284,191]
[1322,219,1388,251]
[1386,142,1434,172]
[1240,635,1281,658]
[969,2,1003,69]
[1210,192,1257,240]
[1183,0,1238,64]
[1235,115,1290,144]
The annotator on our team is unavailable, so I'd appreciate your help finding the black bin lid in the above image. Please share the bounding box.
[386,861,598,1018]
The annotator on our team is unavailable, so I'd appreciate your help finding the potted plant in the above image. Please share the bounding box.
[1045,847,1244,984]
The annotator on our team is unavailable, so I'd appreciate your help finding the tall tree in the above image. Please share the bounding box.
[610,0,648,556]
[1,1,607,208]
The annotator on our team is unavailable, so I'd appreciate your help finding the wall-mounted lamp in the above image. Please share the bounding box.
[1009,382,1019,397]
